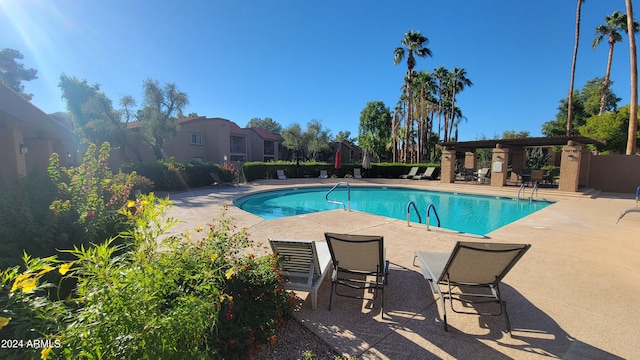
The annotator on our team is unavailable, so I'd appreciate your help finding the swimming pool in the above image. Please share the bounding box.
[234,186,552,236]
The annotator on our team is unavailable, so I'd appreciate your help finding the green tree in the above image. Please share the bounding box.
[442,67,472,143]
[626,0,638,155]
[0,48,38,100]
[137,79,189,160]
[281,123,304,162]
[394,30,432,162]
[358,101,392,159]
[580,105,638,153]
[334,130,354,143]
[246,117,282,134]
[59,74,126,146]
[593,10,639,115]
[502,130,530,139]
[568,0,586,135]
[542,76,620,136]
[304,119,332,161]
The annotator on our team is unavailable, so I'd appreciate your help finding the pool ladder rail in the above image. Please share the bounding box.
[325,181,350,211]
[406,202,441,230]
[517,182,538,202]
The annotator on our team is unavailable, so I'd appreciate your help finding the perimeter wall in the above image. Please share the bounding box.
[586,154,640,193]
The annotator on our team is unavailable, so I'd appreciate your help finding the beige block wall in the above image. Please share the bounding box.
[587,154,640,193]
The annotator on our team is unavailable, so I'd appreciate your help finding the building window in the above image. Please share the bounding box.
[230,136,246,154]
[264,140,275,156]
[191,133,203,145]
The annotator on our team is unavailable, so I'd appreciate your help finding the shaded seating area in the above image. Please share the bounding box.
[413,241,531,333]
[324,232,389,314]
[269,239,332,310]
[412,167,436,180]
[476,167,491,183]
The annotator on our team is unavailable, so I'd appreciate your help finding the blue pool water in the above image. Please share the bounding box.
[234,186,552,236]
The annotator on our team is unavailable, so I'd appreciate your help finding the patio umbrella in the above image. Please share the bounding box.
[362,151,371,169]
[334,149,341,169]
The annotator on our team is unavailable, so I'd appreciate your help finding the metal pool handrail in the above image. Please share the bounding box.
[326,182,350,211]
[529,183,539,202]
[426,203,441,231]
[517,183,526,201]
[406,201,422,226]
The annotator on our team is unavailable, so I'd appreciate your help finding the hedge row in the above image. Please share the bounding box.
[242,162,441,182]
[121,160,235,191]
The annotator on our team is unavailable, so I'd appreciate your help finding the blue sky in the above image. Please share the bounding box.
[1,1,636,141]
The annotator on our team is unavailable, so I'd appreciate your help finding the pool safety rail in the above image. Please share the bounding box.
[517,182,539,202]
[326,182,351,211]
[406,202,441,230]
[426,203,441,230]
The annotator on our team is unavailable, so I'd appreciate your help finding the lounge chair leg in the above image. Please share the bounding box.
[328,283,334,311]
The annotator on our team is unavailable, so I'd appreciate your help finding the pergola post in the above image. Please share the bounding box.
[440,149,457,183]
[559,140,582,192]
[491,145,509,187]
[464,151,477,171]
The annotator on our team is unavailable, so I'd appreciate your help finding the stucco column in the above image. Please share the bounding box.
[559,141,582,192]
[440,149,456,183]
[490,145,509,187]
[464,151,477,170]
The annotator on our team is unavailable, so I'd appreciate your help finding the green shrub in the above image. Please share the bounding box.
[0,195,295,360]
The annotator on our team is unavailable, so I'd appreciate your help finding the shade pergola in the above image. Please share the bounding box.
[439,135,603,152]
[437,136,604,192]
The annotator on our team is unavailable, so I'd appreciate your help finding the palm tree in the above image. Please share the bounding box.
[432,66,449,144]
[568,0,586,136]
[446,67,472,142]
[414,71,437,161]
[593,11,639,115]
[626,0,638,155]
[394,30,432,163]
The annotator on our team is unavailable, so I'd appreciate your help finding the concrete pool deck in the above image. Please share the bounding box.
[162,179,640,359]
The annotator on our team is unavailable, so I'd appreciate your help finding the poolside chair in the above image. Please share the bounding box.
[412,167,436,180]
[413,241,531,333]
[210,172,234,187]
[319,170,328,179]
[276,169,287,180]
[400,167,420,179]
[353,168,362,179]
[617,185,640,223]
[530,169,544,185]
[269,239,332,310]
[476,167,491,183]
[324,232,389,313]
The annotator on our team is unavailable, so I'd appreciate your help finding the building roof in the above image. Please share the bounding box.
[0,82,74,137]
[229,121,245,135]
[249,126,280,141]
[439,136,604,152]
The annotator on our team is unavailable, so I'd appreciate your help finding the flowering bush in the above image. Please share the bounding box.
[48,142,138,246]
[0,194,295,359]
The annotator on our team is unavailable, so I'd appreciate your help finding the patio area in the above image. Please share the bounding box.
[162,178,640,359]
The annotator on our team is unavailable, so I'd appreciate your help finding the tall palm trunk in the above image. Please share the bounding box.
[626,0,638,154]
[599,41,615,115]
[568,0,584,136]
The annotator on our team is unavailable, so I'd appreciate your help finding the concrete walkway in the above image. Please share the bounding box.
[162,179,640,359]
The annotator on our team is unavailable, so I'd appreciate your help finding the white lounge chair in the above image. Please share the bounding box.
[269,239,332,310]
[353,168,362,179]
[319,170,328,179]
[412,167,436,180]
[400,167,419,179]
[413,241,530,333]
[276,169,287,180]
